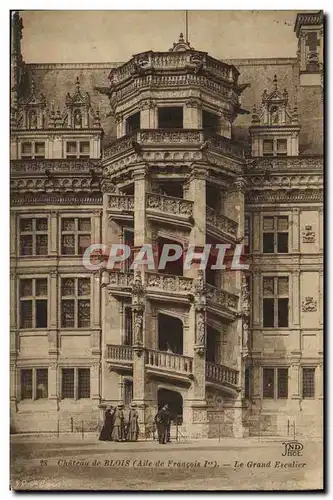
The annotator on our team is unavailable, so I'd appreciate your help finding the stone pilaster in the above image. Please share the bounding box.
[252,211,261,254]
[291,208,300,252]
[48,362,58,403]
[48,270,58,356]
[292,270,300,327]
[10,212,16,257]
[183,99,202,129]
[290,362,300,400]
[91,362,100,403]
[140,100,157,128]
[50,211,58,256]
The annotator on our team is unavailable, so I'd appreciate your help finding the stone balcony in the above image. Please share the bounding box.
[103,270,239,318]
[103,129,244,161]
[206,206,238,242]
[146,192,193,228]
[105,344,239,391]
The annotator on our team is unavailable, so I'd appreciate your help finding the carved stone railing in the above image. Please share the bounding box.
[104,129,245,161]
[110,51,237,85]
[246,156,323,172]
[206,284,239,311]
[107,194,134,211]
[138,129,203,144]
[145,348,193,375]
[206,134,244,159]
[107,271,134,288]
[10,158,102,173]
[206,206,238,239]
[146,192,193,218]
[145,272,193,294]
[106,344,133,362]
[205,361,239,387]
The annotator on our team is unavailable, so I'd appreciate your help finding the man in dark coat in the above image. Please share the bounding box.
[99,406,114,441]
[154,405,171,444]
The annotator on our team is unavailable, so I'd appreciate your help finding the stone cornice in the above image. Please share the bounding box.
[26,62,122,70]
[11,128,103,136]
[10,158,102,174]
[245,156,323,172]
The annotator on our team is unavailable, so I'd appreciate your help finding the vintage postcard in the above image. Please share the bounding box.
[10,9,324,491]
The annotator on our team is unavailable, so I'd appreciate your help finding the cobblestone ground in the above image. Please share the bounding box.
[10,436,323,491]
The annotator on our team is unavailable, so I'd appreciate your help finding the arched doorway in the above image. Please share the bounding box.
[158,313,183,354]
[157,388,183,424]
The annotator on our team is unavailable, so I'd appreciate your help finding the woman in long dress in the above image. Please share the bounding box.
[111,404,125,442]
[126,403,139,441]
[99,406,114,441]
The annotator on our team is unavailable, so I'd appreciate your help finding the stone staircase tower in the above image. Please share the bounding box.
[99,34,250,438]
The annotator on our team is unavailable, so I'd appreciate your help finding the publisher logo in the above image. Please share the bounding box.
[281,441,304,457]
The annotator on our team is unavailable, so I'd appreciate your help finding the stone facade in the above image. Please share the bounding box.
[10,12,323,438]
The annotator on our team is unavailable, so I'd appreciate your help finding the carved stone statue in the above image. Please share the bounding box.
[134,310,143,344]
[196,311,206,345]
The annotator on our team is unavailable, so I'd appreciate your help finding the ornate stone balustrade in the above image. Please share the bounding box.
[205,361,239,387]
[145,272,193,294]
[206,206,238,239]
[10,159,102,173]
[104,129,245,161]
[205,284,239,311]
[246,156,323,172]
[145,348,193,375]
[146,192,193,218]
[138,129,202,144]
[106,344,133,362]
[107,271,134,288]
[207,134,244,159]
[110,51,237,85]
[107,194,134,211]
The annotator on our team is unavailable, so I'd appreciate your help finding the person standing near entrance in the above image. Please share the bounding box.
[163,405,172,443]
[154,405,171,444]
[99,406,114,441]
[112,404,125,442]
[126,402,140,441]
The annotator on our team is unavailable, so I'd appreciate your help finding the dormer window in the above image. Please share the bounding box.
[249,75,300,157]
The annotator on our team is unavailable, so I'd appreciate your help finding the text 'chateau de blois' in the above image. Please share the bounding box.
[10,11,323,438]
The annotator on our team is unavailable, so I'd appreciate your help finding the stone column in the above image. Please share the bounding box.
[132,166,152,424]
[219,111,232,139]
[252,270,261,329]
[10,212,16,258]
[116,113,125,138]
[183,99,201,129]
[252,211,261,254]
[48,270,58,407]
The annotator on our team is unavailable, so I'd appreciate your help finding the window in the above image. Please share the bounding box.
[125,112,140,134]
[158,107,183,129]
[262,138,289,157]
[19,217,48,256]
[19,278,48,329]
[61,217,91,255]
[20,368,48,400]
[124,306,133,345]
[263,216,289,254]
[61,368,91,399]
[21,141,45,159]
[263,277,289,328]
[302,368,315,398]
[263,139,274,157]
[245,367,252,399]
[62,368,75,398]
[21,369,33,399]
[123,379,133,406]
[61,277,91,328]
[66,141,90,158]
[78,369,90,399]
[263,367,288,399]
[277,139,287,157]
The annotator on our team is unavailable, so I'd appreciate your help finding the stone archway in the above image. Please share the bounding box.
[157,388,183,424]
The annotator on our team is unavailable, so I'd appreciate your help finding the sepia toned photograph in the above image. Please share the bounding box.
[10,8,324,491]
